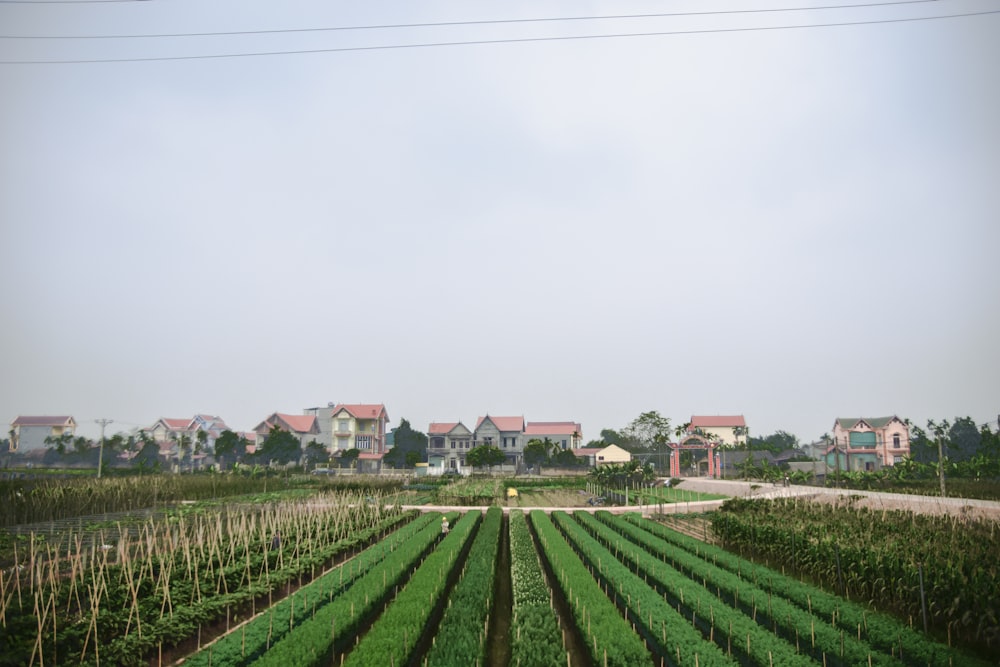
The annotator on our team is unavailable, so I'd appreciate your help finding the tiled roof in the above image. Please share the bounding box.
[525,421,582,435]
[475,415,525,432]
[333,404,388,421]
[161,418,193,429]
[428,422,459,434]
[358,452,384,460]
[689,415,746,429]
[835,416,901,429]
[11,416,75,426]
[277,414,317,433]
[255,413,317,434]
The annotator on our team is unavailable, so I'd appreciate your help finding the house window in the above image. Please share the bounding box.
[893,434,900,448]
[338,420,350,433]
[451,442,455,449]
[561,439,567,449]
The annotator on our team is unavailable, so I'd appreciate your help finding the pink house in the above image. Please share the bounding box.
[829,416,910,469]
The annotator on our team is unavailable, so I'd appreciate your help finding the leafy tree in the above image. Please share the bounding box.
[176,433,193,468]
[337,447,361,469]
[466,445,506,472]
[384,419,428,468]
[255,426,301,465]
[72,436,91,456]
[132,439,161,472]
[195,430,209,459]
[749,430,800,454]
[552,448,583,467]
[623,411,672,452]
[304,440,329,466]
[214,430,248,468]
[524,438,554,472]
[946,417,981,463]
[44,432,73,455]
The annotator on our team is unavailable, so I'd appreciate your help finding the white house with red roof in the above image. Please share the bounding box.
[524,421,583,451]
[427,421,474,471]
[685,415,749,446]
[475,415,526,464]
[426,415,584,472]
[9,415,77,452]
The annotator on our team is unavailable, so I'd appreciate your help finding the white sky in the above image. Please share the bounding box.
[2,0,998,443]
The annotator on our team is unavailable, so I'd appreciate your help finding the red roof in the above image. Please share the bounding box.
[161,418,193,429]
[276,414,317,433]
[525,421,582,436]
[475,415,525,433]
[428,422,459,435]
[256,413,318,434]
[689,415,746,429]
[11,416,75,426]
[358,452,384,460]
[333,404,388,421]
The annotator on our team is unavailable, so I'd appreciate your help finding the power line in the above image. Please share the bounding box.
[0,0,946,39]
[2,7,996,65]
[0,0,147,4]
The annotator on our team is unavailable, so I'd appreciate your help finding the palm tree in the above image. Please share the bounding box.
[177,433,192,471]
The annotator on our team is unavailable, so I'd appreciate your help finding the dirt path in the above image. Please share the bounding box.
[402,479,1000,520]
[666,477,1000,519]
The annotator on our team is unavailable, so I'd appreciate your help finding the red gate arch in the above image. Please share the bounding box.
[669,435,720,478]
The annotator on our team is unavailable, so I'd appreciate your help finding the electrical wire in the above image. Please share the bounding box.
[6,9,999,64]
[0,0,147,4]
[0,0,948,39]
[1,6,996,64]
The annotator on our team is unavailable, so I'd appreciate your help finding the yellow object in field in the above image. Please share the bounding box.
[507,487,518,498]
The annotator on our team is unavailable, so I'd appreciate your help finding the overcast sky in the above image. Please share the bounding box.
[2,0,998,444]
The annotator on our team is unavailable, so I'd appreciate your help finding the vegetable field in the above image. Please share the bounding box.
[2,498,993,666]
[713,497,1000,654]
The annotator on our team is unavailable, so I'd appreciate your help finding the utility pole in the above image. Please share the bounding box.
[936,431,947,498]
[95,418,113,479]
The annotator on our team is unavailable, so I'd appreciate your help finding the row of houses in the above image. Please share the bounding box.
[427,416,584,471]
[7,412,913,474]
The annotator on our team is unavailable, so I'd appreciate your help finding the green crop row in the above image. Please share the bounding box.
[508,510,565,667]
[620,513,991,667]
[585,512,892,667]
[529,510,650,667]
[247,512,459,667]
[342,511,481,667]
[568,511,815,667]
[550,512,734,666]
[713,497,1000,649]
[184,511,434,666]
[424,507,502,667]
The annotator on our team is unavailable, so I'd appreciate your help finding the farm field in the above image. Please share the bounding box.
[4,481,996,666]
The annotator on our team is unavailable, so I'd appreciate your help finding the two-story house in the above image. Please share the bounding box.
[253,413,321,450]
[427,415,583,472]
[685,415,749,446]
[328,404,389,470]
[9,416,77,452]
[474,415,526,465]
[523,421,583,451]
[828,416,910,470]
[427,421,474,471]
